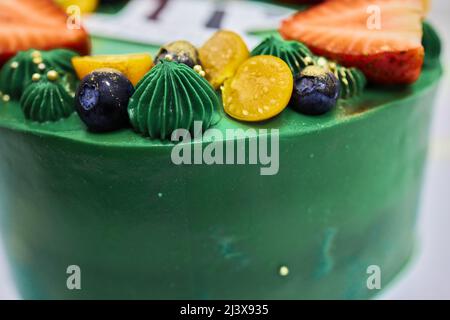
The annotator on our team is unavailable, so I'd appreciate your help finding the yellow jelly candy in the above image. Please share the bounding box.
[199,30,249,89]
[72,53,153,86]
[222,55,293,122]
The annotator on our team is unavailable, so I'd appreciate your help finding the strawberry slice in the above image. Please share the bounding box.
[280,0,426,84]
[0,0,90,67]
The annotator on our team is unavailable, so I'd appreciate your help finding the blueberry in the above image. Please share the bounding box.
[290,66,340,116]
[75,69,134,132]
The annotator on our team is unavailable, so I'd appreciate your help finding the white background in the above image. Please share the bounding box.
[0,0,449,300]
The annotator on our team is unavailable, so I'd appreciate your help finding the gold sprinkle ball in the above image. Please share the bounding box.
[303,56,314,65]
[38,63,46,71]
[10,61,19,69]
[164,54,173,61]
[199,70,206,78]
[33,57,43,64]
[31,50,41,59]
[193,65,203,73]
[317,57,328,67]
[2,94,10,102]
[279,266,289,277]
[47,70,59,81]
[328,62,337,71]
[32,73,41,82]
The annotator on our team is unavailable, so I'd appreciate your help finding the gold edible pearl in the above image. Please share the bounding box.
[31,50,41,58]
[164,54,173,61]
[32,73,41,82]
[279,266,289,277]
[38,63,46,71]
[47,70,59,81]
[304,56,314,65]
[33,57,43,64]
[193,65,203,73]
[328,63,337,73]
[10,61,19,69]
[317,57,328,67]
[199,70,206,78]
[2,94,10,102]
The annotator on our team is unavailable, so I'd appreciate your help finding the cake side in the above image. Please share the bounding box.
[0,74,440,298]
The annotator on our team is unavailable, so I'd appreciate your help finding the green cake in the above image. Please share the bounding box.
[0,2,444,299]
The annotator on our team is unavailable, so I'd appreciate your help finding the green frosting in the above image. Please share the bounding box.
[45,49,79,74]
[20,78,74,123]
[128,60,220,140]
[332,65,367,99]
[251,36,313,75]
[0,49,78,99]
[423,22,441,67]
[252,36,367,100]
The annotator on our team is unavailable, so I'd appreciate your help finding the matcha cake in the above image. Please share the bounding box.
[0,0,443,299]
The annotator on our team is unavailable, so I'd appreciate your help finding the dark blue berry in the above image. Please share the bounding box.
[290,66,340,116]
[75,69,134,132]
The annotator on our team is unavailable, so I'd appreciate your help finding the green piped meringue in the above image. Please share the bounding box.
[422,22,441,67]
[251,36,314,75]
[315,57,367,100]
[20,77,74,123]
[333,66,367,100]
[128,60,220,140]
[0,49,78,99]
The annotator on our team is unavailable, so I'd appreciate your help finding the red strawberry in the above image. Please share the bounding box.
[280,0,425,84]
[0,0,90,67]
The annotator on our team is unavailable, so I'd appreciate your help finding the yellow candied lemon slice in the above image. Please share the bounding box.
[72,53,153,86]
[199,30,249,89]
[222,55,294,122]
[55,0,99,14]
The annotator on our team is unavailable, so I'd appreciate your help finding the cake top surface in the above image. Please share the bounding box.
[0,35,442,148]
[0,0,443,148]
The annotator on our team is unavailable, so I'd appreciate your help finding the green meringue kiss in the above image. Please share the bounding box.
[333,65,367,100]
[422,22,441,67]
[128,60,220,140]
[0,49,78,99]
[251,36,314,76]
[20,77,75,123]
